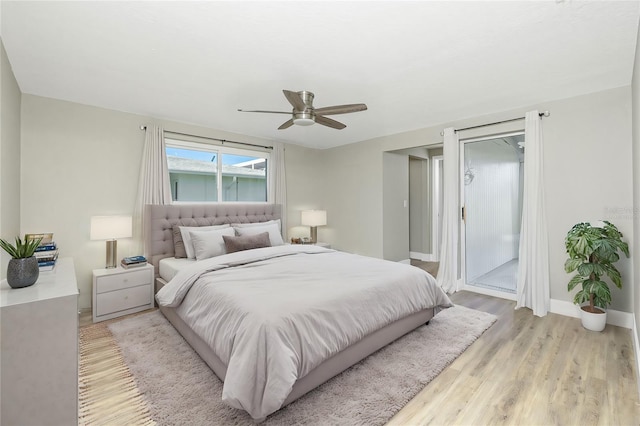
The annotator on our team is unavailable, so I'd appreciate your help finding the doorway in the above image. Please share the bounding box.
[406,147,443,262]
[462,133,524,297]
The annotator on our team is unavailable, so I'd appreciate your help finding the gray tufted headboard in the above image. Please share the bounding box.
[144,203,282,278]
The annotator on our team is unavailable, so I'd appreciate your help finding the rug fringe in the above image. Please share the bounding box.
[78,322,156,426]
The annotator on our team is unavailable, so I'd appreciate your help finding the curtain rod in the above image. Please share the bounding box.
[440,111,550,136]
[139,126,273,150]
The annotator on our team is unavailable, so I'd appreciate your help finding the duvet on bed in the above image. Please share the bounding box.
[156,244,452,420]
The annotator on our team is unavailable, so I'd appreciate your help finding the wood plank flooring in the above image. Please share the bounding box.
[79,291,640,425]
[389,291,640,425]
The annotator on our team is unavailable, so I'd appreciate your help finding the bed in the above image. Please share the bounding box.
[144,203,452,421]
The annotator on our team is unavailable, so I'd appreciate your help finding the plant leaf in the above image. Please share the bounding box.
[0,236,42,258]
[564,258,583,273]
[577,263,595,277]
[567,274,583,291]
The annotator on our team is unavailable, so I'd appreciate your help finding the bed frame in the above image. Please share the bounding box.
[144,203,434,417]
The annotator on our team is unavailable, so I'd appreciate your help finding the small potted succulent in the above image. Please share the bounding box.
[0,236,42,288]
[564,221,629,331]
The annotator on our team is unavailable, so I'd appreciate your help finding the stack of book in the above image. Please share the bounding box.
[26,233,58,271]
[121,255,147,269]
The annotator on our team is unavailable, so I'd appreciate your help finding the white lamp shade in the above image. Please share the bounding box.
[301,210,327,227]
[90,216,133,240]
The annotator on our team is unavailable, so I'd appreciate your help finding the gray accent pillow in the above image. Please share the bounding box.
[172,225,188,258]
[234,223,284,246]
[223,232,271,254]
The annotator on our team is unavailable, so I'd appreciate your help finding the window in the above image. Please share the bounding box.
[165,138,269,203]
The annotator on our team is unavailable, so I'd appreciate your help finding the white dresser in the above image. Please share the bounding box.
[0,257,79,426]
[92,264,154,322]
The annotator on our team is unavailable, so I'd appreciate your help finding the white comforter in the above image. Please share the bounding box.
[156,245,452,420]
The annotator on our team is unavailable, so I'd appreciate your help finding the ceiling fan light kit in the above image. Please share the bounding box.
[293,111,315,126]
[239,90,367,130]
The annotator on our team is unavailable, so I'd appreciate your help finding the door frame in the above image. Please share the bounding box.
[459,131,524,301]
[431,155,443,261]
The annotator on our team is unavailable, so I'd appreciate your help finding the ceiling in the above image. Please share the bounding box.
[1,1,639,149]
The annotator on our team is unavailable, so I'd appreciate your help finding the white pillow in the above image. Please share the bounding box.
[190,227,236,261]
[233,219,281,232]
[234,223,284,246]
[180,224,230,259]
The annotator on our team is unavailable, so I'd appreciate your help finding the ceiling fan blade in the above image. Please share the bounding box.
[316,115,346,130]
[314,103,368,115]
[278,119,294,130]
[237,109,291,114]
[283,90,306,111]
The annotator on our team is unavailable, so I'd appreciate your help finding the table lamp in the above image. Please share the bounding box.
[90,215,132,268]
[301,210,327,244]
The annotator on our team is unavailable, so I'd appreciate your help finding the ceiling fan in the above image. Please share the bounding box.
[238,90,367,130]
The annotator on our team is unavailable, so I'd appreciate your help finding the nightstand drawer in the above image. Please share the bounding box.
[95,284,152,317]
[95,269,151,294]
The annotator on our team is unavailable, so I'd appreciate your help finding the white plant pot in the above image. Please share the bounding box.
[580,306,607,332]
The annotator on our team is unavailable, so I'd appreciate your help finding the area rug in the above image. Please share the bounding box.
[78,320,156,426]
[82,306,496,425]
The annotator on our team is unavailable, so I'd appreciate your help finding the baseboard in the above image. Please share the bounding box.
[409,251,437,262]
[633,316,640,401]
[549,298,634,329]
[399,259,411,265]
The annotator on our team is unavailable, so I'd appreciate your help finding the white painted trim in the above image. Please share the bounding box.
[431,155,443,262]
[633,316,640,401]
[549,298,634,329]
[409,251,436,261]
[461,283,517,301]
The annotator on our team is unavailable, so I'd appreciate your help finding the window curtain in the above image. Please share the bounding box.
[516,110,550,317]
[436,127,460,293]
[133,125,172,253]
[270,142,287,238]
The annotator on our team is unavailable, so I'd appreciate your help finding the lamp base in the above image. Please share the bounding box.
[105,240,118,269]
[310,227,318,244]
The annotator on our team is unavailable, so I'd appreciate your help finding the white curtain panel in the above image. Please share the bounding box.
[270,142,287,238]
[436,127,460,293]
[133,125,172,252]
[516,110,550,317]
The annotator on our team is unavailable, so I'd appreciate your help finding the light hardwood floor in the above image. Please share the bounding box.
[389,291,640,425]
[79,291,640,425]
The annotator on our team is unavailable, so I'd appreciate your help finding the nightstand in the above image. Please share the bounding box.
[92,264,154,323]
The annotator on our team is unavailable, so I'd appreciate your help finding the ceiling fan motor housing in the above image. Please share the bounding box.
[293,91,316,126]
[297,91,315,108]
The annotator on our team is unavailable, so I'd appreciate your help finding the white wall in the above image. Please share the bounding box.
[631,18,640,352]
[0,40,21,279]
[317,86,634,313]
[544,88,633,312]
[383,152,409,261]
[315,141,386,257]
[283,143,332,243]
[20,95,294,309]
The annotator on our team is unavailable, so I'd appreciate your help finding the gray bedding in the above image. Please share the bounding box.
[156,244,452,420]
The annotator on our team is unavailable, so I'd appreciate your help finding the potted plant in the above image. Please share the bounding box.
[0,236,42,288]
[565,221,629,331]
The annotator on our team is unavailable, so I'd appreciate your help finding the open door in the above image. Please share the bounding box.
[461,133,524,299]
